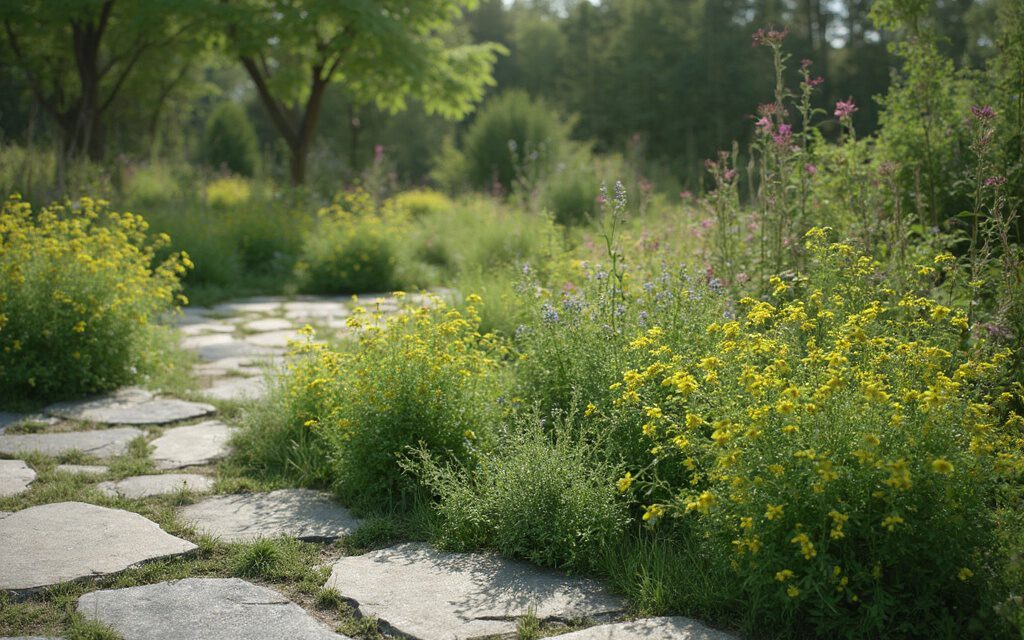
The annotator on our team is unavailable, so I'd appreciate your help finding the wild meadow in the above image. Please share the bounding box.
[2,0,1023,638]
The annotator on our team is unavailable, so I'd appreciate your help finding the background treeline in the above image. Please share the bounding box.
[0,0,1012,194]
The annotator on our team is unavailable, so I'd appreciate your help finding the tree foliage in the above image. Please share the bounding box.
[213,0,504,184]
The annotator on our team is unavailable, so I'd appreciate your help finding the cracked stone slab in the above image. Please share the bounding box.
[0,502,196,594]
[97,473,214,499]
[151,421,236,470]
[78,578,348,640]
[55,464,109,476]
[46,388,215,425]
[0,427,144,458]
[550,617,739,639]
[204,376,267,402]
[0,460,36,497]
[179,489,359,542]
[323,542,625,640]
[243,318,294,332]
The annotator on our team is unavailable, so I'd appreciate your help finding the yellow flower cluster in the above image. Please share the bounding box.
[610,230,1021,614]
[283,292,506,501]
[0,195,189,396]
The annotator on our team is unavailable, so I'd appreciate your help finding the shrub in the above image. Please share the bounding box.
[296,190,406,294]
[385,189,453,218]
[460,91,570,194]
[612,229,1023,637]
[409,197,563,280]
[280,296,505,511]
[409,411,628,572]
[202,102,259,177]
[205,176,252,209]
[0,196,190,400]
[542,161,600,226]
[123,162,182,207]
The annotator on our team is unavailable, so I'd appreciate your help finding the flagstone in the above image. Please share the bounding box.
[0,502,196,594]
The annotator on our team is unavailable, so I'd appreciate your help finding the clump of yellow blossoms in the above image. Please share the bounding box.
[0,195,190,398]
[613,228,1022,634]
[295,188,408,294]
[283,293,506,511]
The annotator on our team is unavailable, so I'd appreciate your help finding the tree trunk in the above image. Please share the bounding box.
[241,58,330,187]
[288,140,309,186]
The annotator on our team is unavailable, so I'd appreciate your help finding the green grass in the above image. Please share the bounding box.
[595,528,743,631]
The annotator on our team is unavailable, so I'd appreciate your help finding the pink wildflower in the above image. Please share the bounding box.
[835,99,858,119]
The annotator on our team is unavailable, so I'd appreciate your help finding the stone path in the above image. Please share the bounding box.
[179,489,360,542]
[98,473,214,499]
[0,502,196,594]
[0,460,35,497]
[78,578,348,640]
[0,427,144,458]
[0,293,739,639]
[46,388,215,425]
[324,542,625,639]
[150,421,235,469]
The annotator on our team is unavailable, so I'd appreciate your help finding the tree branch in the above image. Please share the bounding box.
[241,54,298,147]
[3,20,59,118]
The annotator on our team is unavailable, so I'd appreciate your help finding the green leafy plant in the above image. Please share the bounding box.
[295,190,406,294]
[0,196,190,401]
[202,102,259,177]
[409,410,627,572]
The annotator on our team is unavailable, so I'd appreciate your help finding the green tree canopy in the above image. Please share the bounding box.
[215,0,505,185]
[1,0,201,166]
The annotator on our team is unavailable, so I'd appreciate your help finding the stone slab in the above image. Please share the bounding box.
[46,389,214,426]
[211,298,286,315]
[282,301,350,323]
[181,333,235,350]
[193,356,263,378]
[243,318,294,332]
[150,421,235,470]
[324,543,625,639]
[203,377,266,402]
[0,460,36,497]
[55,464,109,476]
[97,473,214,499]
[550,617,739,639]
[0,502,196,594]
[179,489,359,542]
[78,578,347,640]
[0,427,144,458]
[180,322,237,337]
[244,330,304,348]
[193,340,282,362]
[0,412,59,433]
